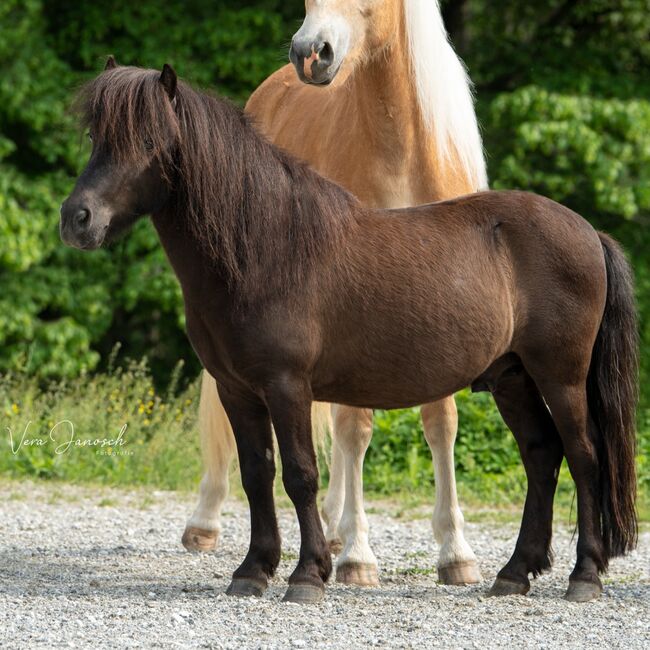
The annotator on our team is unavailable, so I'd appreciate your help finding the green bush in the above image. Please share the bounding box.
[366,391,518,494]
[0,0,303,381]
[0,359,201,488]
[1,1,649,503]
[488,87,650,220]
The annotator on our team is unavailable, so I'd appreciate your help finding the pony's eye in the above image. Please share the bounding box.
[144,137,154,151]
[87,132,93,142]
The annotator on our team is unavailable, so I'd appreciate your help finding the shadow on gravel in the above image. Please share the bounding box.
[2,546,649,606]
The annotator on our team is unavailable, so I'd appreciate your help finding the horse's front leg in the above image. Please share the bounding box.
[421,397,481,585]
[218,386,281,598]
[265,375,332,603]
[182,372,236,552]
[331,405,379,586]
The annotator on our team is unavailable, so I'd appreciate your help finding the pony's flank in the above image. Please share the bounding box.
[404,0,487,191]
[76,67,357,299]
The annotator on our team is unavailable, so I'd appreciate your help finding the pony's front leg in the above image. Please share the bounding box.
[183,372,236,552]
[218,386,281,598]
[421,397,481,585]
[266,376,332,604]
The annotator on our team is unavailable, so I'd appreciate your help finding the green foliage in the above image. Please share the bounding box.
[366,391,520,496]
[0,0,649,498]
[462,0,650,97]
[487,87,650,220]
[0,360,201,488]
[0,0,303,381]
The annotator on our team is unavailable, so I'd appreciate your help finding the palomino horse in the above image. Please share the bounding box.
[183,0,488,588]
[61,63,638,604]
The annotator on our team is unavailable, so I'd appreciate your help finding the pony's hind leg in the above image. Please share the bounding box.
[332,405,379,587]
[182,372,236,552]
[534,380,606,602]
[486,366,563,596]
[421,397,481,585]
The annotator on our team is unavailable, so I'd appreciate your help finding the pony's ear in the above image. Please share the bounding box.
[104,55,117,71]
[159,64,177,101]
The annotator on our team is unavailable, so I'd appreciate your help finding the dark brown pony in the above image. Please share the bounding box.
[61,61,638,604]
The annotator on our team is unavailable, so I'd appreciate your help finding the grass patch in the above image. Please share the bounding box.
[1,364,648,523]
[0,360,202,490]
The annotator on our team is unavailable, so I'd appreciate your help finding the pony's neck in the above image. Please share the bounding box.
[153,92,357,305]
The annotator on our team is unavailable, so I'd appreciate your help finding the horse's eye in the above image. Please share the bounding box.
[87,132,93,142]
[144,137,154,151]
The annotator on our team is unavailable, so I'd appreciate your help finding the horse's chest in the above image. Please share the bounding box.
[323,156,419,209]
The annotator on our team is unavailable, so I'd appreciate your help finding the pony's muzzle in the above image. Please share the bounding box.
[290,38,335,85]
[59,200,101,249]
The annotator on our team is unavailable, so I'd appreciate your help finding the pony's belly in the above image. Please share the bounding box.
[311,347,496,410]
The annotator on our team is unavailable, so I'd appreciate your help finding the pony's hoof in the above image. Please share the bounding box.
[282,583,325,604]
[336,562,379,587]
[438,560,482,585]
[181,526,218,553]
[328,538,343,555]
[565,579,602,602]
[488,577,530,597]
[226,578,267,598]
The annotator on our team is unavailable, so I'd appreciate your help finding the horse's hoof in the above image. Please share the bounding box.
[438,560,482,585]
[328,538,343,555]
[181,526,218,553]
[336,562,380,587]
[565,579,602,602]
[225,578,267,598]
[282,583,325,604]
[488,577,530,597]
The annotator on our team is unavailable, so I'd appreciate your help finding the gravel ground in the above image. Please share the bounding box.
[0,482,648,649]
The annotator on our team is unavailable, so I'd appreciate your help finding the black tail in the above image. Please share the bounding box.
[587,233,639,559]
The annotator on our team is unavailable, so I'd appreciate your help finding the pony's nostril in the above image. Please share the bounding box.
[75,208,91,227]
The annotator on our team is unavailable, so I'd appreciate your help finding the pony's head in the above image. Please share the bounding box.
[290,0,399,85]
[60,58,179,249]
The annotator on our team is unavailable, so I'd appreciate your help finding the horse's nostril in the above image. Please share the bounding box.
[75,208,91,227]
[318,42,334,67]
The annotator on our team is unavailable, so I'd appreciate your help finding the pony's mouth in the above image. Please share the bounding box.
[59,220,109,251]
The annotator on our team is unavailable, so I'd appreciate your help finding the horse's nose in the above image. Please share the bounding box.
[74,208,91,228]
[290,39,335,84]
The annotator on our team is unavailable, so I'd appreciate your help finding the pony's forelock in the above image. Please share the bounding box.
[75,67,180,167]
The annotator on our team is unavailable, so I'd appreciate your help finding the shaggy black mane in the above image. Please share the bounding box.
[75,65,358,298]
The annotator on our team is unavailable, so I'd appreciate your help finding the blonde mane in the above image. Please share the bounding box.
[404,0,488,190]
